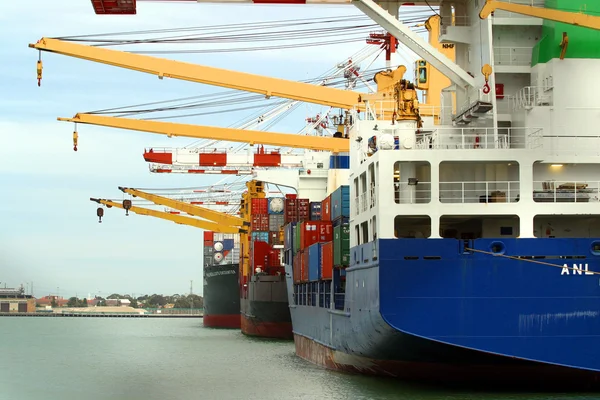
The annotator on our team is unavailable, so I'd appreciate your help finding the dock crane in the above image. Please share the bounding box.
[94,180,268,279]
[91,198,246,234]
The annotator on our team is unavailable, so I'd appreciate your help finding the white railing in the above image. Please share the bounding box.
[394,182,432,204]
[494,46,533,66]
[514,86,553,109]
[440,181,520,203]
[533,181,600,203]
[413,127,543,150]
[360,192,368,212]
[440,15,470,35]
[354,197,360,216]
[495,95,517,114]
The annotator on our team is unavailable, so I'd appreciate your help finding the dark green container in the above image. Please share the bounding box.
[333,223,350,266]
[294,222,301,253]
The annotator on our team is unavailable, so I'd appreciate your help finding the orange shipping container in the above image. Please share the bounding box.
[321,194,331,222]
[293,253,301,283]
[321,241,333,280]
[301,251,309,282]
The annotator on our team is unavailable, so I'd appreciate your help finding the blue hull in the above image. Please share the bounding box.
[285,238,600,388]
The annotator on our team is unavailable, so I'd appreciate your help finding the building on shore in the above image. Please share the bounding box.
[0,286,36,313]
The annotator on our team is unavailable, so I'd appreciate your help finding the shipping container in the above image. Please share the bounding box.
[300,221,333,250]
[331,185,350,221]
[267,197,285,214]
[269,214,285,232]
[269,248,281,267]
[309,201,322,221]
[203,231,214,242]
[297,198,310,221]
[321,241,333,280]
[251,231,269,243]
[284,222,296,250]
[321,194,331,222]
[308,243,321,281]
[251,214,270,231]
[333,216,350,228]
[301,250,309,282]
[251,198,268,214]
[333,223,350,267]
[286,193,297,200]
[284,198,298,224]
[251,240,271,273]
[294,223,301,253]
[293,252,301,283]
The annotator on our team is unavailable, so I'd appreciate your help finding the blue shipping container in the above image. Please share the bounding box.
[310,201,322,221]
[251,231,269,243]
[284,222,295,251]
[308,243,321,281]
[331,185,350,221]
[329,154,350,169]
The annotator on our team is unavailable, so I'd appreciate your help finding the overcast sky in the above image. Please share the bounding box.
[0,0,422,298]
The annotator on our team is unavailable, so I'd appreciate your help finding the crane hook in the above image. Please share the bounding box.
[36,60,43,87]
[481,64,493,95]
[73,130,78,152]
[123,199,132,216]
[96,207,104,223]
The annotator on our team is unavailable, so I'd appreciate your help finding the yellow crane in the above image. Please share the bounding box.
[91,198,247,234]
[29,38,421,151]
[479,0,600,30]
[94,180,266,278]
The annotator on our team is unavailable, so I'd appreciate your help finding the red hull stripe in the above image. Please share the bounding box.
[204,314,241,329]
[241,314,293,339]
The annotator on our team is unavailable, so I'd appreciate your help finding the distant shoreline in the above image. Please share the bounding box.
[0,312,203,318]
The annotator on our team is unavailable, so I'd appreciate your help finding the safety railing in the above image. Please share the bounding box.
[354,197,360,216]
[440,15,470,35]
[439,181,521,203]
[495,95,517,114]
[360,192,368,212]
[413,127,543,150]
[394,182,432,204]
[533,181,600,203]
[514,86,553,109]
[494,46,533,66]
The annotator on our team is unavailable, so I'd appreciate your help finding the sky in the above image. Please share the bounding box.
[0,0,425,299]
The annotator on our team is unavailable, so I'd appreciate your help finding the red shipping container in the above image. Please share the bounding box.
[252,240,271,274]
[286,194,297,200]
[251,198,268,214]
[300,221,333,249]
[269,249,281,267]
[321,195,331,222]
[268,231,282,246]
[321,241,333,280]
[301,251,309,281]
[203,231,214,242]
[251,214,269,231]
[293,253,299,283]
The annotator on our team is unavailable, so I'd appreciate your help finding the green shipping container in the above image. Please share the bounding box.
[294,223,301,253]
[333,223,350,266]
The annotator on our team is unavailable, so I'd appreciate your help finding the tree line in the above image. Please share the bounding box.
[65,293,203,308]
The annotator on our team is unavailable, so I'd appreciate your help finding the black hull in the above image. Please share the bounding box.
[203,263,240,329]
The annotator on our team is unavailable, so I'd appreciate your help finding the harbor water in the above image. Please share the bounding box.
[0,318,597,400]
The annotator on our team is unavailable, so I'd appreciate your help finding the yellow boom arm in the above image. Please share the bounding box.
[90,198,246,234]
[480,0,600,30]
[58,114,350,152]
[118,187,247,228]
[29,37,363,109]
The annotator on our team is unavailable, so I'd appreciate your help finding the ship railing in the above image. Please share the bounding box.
[354,197,360,216]
[360,192,368,212]
[533,181,600,203]
[394,182,432,204]
[439,181,521,203]
[495,95,517,114]
[414,127,543,150]
[492,0,546,18]
[493,46,533,66]
[514,86,553,109]
[439,15,470,35]
[298,168,329,177]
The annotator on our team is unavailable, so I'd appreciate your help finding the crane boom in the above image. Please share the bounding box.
[90,198,246,233]
[118,187,248,227]
[479,0,600,30]
[29,38,363,109]
[58,114,351,152]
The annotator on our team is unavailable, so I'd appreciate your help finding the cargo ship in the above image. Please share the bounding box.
[276,0,600,390]
[202,231,241,329]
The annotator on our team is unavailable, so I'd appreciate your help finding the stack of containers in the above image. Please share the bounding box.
[300,220,333,282]
[283,222,296,267]
[284,195,298,224]
[309,202,322,221]
[251,198,269,244]
[320,185,350,281]
[203,231,214,267]
[297,198,310,221]
[268,198,285,246]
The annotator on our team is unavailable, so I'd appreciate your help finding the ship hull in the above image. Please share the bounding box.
[285,238,600,389]
[203,263,240,329]
[241,275,293,339]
